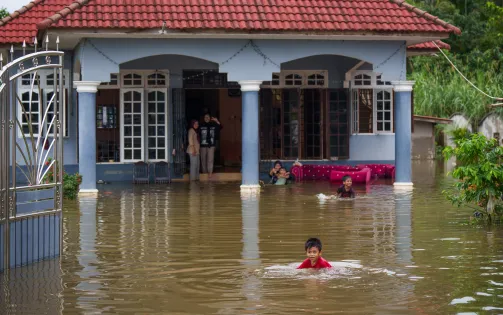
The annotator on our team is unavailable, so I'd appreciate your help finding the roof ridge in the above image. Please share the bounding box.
[389,0,461,34]
[0,0,44,28]
[37,0,89,30]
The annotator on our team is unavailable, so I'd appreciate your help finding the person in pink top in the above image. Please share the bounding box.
[297,238,332,269]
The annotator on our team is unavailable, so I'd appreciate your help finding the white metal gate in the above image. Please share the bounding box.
[0,42,64,272]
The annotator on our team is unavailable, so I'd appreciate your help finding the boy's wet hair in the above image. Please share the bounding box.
[305,237,322,251]
[342,175,352,182]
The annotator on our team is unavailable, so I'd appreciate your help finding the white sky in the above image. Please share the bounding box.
[1,0,26,13]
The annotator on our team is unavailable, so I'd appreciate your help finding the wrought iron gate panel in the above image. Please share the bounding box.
[0,47,64,272]
[172,88,187,177]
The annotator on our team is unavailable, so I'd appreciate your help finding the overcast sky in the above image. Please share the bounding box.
[2,1,24,14]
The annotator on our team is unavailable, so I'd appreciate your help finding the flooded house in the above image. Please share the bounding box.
[0,0,461,193]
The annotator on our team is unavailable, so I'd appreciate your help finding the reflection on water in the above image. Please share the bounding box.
[1,161,503,314]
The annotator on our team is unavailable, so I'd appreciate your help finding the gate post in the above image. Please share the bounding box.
[74,81,101,195]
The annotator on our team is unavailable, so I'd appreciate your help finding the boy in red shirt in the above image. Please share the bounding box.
[297,238,332,269]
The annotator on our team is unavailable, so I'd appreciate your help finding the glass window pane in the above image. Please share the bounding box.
[148,92,156,101]
[133,92,141,101]
[124,115,132,125]
[385,122,391,131]
[149,149,156,160]
[124,138,132,148]
[157,126,165,136]
[385,112,391,120]
[124,126,132,136]
[377,122,383,131]
[124,150,132,160]
[157,103,165,113]
[148,103,156,113]
[377,112,383,120]
[384,102,391,110]
[133,138,141,148]
[148,126,156,136]
[157,91,165,101]
[158,138,165,147]
[148,114,156,124]
[148,137,156,147]
[133,103,141,113]
[124,103,132,113]
[133,126,141,136]
[158,114,165,124]
[133,114,142,124]
[124,92,131,102]
[134,150,142,160]
[158,150,165,159]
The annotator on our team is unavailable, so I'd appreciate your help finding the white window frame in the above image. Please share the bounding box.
[121,72,144,88]
[18,89,41,137]
[99,73,120,89]
[120,88,145,162]
[373,89,393,133]
[17,69,70,138]
[145,88,168,162]
[350,71,394,135]
[261,70,329,88]
[44,88,68,137]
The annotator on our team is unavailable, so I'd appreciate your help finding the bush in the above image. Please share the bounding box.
[442,132,503,223]
[43,158,82,200]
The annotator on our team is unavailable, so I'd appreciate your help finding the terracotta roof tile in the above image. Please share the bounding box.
[408,40,450,51]
[0,0,461,44]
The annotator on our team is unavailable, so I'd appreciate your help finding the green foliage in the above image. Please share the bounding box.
[43,158,82,200]
[407,0,503,122]
[442,132,503,223]
[0,8,8,19]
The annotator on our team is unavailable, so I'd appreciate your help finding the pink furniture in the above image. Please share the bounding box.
[290,165,372,182]
[329,168,372,184]
[356,164,395,178]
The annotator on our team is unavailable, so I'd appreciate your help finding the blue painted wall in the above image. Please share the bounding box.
[77,39,405,82]
[349,134,395,161]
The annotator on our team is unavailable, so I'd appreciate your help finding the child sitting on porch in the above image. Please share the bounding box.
[274,167,290,185]
[337,175,355,198]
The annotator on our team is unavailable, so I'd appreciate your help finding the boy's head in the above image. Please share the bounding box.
[274,160,282,170]
[342,175,352,187]
[279,167,287,175]
[304,238,323,264]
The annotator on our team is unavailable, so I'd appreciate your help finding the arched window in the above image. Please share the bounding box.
[122,73,143,87]
[353,73,372,86]
[147,72,167,87]
[307,73,325,86]
[285,73,302,86]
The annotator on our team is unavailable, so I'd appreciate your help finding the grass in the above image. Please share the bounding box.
[409,53,503,127]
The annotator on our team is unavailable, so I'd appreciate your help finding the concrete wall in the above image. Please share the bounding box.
[412,121,435,160]
[281,55,361,89]
[77,38,406,82]
[349,134,395,161]
[478,113,503,145]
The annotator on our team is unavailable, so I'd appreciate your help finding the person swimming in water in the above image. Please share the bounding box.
[297,238,332,269]
[337,175,355,198]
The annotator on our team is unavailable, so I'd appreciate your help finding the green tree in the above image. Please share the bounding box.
[0,8,9,19]
[442,132,503,223]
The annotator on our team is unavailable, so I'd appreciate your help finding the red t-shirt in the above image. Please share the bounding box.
[297,257,332,269]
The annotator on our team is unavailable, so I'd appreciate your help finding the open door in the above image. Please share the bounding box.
[172,88,187,177]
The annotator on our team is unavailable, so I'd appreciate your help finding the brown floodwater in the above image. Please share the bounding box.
[2,161,503,314]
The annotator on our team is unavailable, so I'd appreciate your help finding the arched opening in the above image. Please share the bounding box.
[259,54,393,162]
[94,54,241,178]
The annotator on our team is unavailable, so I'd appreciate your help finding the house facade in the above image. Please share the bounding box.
[0,0,460,192]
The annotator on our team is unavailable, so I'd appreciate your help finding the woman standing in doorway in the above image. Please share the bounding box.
[200,113,222,179]
[187,120,200,181]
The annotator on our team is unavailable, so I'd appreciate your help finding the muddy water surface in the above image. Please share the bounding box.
[2,162,503,314]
